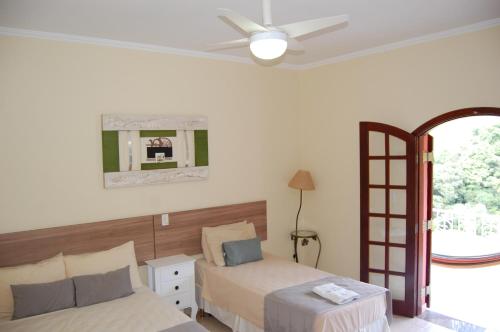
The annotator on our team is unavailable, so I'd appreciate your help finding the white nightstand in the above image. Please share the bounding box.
[146,254,198,319]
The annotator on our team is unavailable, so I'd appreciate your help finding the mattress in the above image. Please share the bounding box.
[0,287,191,332]
[196,253,388,332]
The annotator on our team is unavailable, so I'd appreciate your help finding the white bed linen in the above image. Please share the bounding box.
[0,287,191,332]
[200,296,389,332]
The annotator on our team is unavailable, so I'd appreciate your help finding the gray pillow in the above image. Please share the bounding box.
[223,237,263,266]
[11,278,75,319]
[73,265,134,307]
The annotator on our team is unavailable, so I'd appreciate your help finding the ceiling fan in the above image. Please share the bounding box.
[210,0,349,60]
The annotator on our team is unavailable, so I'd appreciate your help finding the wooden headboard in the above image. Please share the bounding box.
[154,200,267,257]
[0,200,267,268]
[0,216,155,267]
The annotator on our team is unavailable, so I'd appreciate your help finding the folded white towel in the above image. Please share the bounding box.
[313,283,360,305]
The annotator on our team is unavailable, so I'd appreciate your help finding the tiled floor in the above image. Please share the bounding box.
[420,311,486,332]
[197,315,231,332]
[198,315,454,331]
[430,263,500,330]
[391,315,454,331]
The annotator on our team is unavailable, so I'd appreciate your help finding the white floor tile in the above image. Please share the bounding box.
[390,316,453,332]
[198,314,454,331]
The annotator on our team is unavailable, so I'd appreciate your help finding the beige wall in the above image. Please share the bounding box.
[297,26,500,278]
[1,25,499,273]
[0,36,300,258]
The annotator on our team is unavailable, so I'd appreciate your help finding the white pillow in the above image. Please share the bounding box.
[64,241,142,289]
[201,221,248,263]
[0,253,66,321]
[205,223,257,267]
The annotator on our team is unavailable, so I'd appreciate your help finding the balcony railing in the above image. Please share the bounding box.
[433,206,500,237]
[431,205,500,264]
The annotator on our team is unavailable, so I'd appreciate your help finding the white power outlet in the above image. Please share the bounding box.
[161,213,169,226]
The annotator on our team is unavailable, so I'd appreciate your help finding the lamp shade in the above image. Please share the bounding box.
[288,170,315,191]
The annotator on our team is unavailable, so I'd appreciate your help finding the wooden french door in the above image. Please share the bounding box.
[417,134,433,314]
[359,122,418,317]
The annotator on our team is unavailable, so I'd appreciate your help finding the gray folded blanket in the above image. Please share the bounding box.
[265,276,392,332]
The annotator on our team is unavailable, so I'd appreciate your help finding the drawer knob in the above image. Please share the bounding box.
[176,300,180,305]
[175,286,179,290]
[174,271,179,275]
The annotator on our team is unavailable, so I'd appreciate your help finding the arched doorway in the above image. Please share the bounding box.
[359,107,500,319]
[412,107,500,330]
[413,107,500,135]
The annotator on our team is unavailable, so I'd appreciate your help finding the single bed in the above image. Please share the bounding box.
[196,253,390,332]
[0,287,200,332]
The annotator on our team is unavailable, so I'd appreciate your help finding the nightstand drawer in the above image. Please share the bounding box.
[162,291,192,310]
[156,277,192,296]
[160,263,193,281]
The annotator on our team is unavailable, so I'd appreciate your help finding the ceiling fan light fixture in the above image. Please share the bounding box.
[249,31,287,60]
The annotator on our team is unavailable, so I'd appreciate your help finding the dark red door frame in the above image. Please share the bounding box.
[412,107,500,136]
[416,134,433,315]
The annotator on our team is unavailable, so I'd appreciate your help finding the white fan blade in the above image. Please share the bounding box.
[287,38,304,51]
[218,8,269,34]
[279,14,349,38]
[208,38,249,50]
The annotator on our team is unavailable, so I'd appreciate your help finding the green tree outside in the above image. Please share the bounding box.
[433,123,500,215]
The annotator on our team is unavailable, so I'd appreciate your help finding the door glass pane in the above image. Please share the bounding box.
[390,189,406,214]
[389,136,406,156]
[389,247,406,272]
[369,160,385,185]
[369,245,385,270]
[369,189,385,213]
[389,275,405,301]
[369,273,385,288]
[389,219,406,244]
[369,132,385,156]
[369,217,385,242]
[389,160,406,186]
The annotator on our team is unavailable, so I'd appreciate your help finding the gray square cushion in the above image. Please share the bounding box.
[11,278,75,319]
[73,265,134,307]
[222,237,263,266]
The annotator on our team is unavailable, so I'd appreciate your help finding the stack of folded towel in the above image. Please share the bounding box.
[313,283,360,305]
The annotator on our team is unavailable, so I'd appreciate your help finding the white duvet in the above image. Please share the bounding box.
[0,287,191,332]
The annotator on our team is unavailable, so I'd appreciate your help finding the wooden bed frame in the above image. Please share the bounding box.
[0,200,267,268]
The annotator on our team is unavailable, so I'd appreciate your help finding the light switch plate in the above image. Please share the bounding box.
[161,213,169,226]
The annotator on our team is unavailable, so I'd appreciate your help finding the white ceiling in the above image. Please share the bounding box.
[0,0,499,65]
